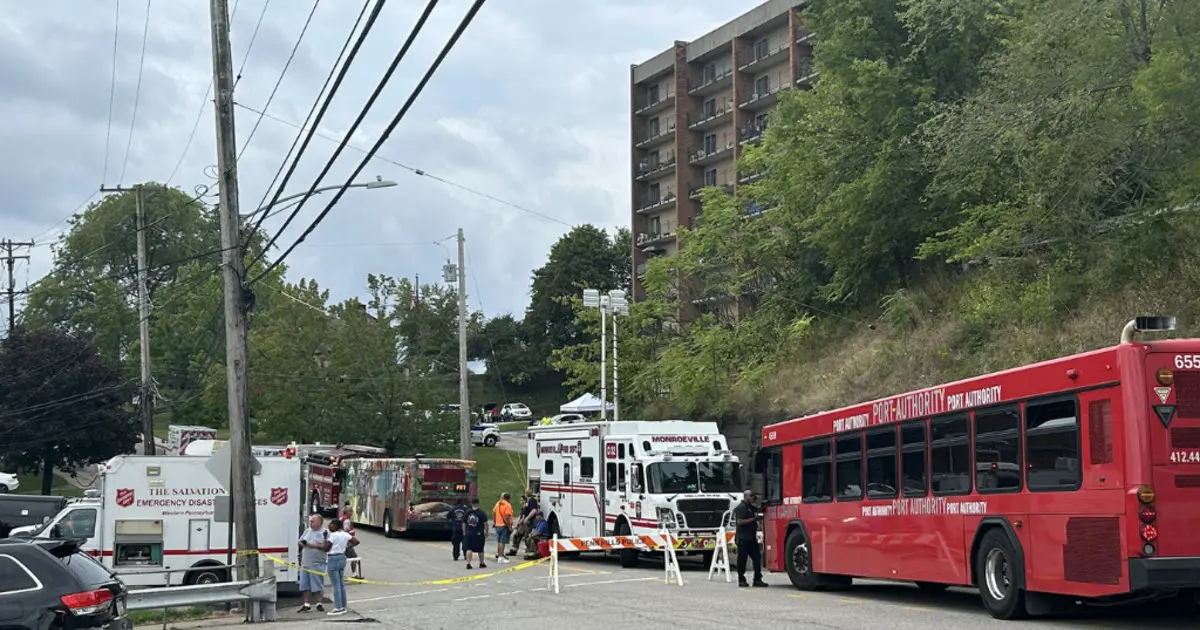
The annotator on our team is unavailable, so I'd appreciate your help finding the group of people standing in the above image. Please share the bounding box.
[448,489,550,568]
[297,504,361,616]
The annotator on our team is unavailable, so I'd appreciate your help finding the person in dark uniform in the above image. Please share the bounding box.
[448,498,470,561]
[508,489,540,556]
[462,497,489,570]
[733,489,768,588]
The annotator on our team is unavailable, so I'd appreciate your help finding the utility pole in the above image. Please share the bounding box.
[1,239,32,331]
[208,0,260,587]
[456,228,472,460]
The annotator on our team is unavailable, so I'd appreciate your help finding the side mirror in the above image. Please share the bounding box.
[50,524,63,539]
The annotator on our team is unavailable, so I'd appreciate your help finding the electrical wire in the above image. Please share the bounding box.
[244,0,394,268]
[233,0,271,88]
[250,0,487,285]
[29,192,100,244]
[244,0,371,247]
[101,0,122,185]
[233,102,572,228]
[118,0,152,185]
[236,0,321,162]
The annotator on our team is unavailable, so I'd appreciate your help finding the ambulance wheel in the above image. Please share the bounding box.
[383,510,397,538]
[975,529,1028,620]
[186,566,228,585]
[484,435,498,447]
[615,521,639,568]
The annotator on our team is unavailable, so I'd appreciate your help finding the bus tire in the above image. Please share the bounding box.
[784,528,848,591]
[615,520,639,568]
[185,565,228,585]
[975,529,1028,620]
[383,509,397,538]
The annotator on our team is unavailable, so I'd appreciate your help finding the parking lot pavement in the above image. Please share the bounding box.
[270,529,1194,630]
[496,432,526,454]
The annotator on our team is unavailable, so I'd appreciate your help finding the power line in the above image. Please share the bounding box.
[236,0,320,162]
[244,0,372,246]
[244,0,389,256]
[233,0,271,88]
[101,0,122,185]
[233,102,572,227]
[251,0,488,284]
[29,192,100,244]
[118,0,153,185]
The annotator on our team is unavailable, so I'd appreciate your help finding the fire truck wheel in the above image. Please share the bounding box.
[975,529,1028,620]
[186,566,228,585]
[700,551,714,568]
[615,521,639,568]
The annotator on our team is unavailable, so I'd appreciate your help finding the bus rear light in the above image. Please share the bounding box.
[1156,368,1174,386]
[1139,507,1157,523]
[1142,543,1155,556]
[1141,524,1158,542]
[1136,486,1156,504]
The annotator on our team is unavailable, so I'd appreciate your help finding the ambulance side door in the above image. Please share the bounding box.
[603,440,634,530]
[572,437,600,534]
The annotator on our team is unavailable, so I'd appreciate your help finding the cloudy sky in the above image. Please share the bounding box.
[1,0,741,320]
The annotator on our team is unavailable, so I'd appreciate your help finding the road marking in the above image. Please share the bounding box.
[564,576,660,588]
[354,587,450,603]
[559,564,603,574]
[452,590,524,601]
[788,593,812,599]
[417,541,452,551]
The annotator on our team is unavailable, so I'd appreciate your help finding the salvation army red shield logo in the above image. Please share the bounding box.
[270,487,288,506]
[605,443,618,459]
[116,488,134,507]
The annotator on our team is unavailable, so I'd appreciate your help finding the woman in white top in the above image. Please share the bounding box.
[324,518,359,615]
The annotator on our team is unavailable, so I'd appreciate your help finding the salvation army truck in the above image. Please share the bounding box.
[28,455,302,589]
[528,420,743,567]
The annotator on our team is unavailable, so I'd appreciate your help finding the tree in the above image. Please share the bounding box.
[470,314,533,392]
[0,327,137,494]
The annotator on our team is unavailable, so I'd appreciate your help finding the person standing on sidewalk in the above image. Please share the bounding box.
[448,498,469,561]
[325,518,358,616]
[297,514,331,612]
[492,492,514,564]
[733,490,768,588]
[463,498,489,570]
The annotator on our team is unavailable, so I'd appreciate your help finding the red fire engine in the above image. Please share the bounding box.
[758,316,1200,619]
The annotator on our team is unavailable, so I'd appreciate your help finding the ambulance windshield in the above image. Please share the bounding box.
[647,461,742,494]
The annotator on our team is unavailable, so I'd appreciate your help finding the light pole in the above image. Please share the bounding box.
[582,289,628,420]
[608,290,628,422]
[240,177,397,221]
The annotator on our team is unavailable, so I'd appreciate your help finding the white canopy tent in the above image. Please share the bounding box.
[560,393,614,413]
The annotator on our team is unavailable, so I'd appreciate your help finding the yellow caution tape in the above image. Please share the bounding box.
[235,550,548,586]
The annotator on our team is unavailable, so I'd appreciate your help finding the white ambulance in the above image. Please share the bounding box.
[27,454,302,589]
[527,420,743,567]
[166,425,217,455]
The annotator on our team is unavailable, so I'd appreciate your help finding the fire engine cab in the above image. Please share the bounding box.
[528,420,742,567]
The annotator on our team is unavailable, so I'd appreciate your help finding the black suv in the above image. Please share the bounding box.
[0,538,130,630]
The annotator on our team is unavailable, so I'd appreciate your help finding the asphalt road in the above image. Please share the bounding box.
[262,528,1195,630]
[497,431,526,454]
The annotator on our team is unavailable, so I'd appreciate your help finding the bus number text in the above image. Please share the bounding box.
[1173,354,1200,369]
[1170,450,1200,464]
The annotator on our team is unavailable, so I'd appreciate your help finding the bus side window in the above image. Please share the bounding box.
[835,434,864,501]
[765,449,784,505]
[900,420,928,497]
[1025,397,1082,491]
[801,439,832,503]
[865,427,897,499]
[930,414,971,496]
[974,405,1022,493]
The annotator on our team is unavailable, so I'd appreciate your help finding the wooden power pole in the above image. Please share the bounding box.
[456,229,471,460]
[208,0,260,587]
[1,239,32,331]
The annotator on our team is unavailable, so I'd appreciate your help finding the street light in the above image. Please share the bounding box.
[240,176,398,221]
[582,288,627,421]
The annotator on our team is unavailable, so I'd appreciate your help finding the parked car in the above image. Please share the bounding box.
[0,495,72,530]
[471,423,501,447]
[0,471,19,493]
[500,403,532,420]
[0,537,131,630]
[530,413,585,427]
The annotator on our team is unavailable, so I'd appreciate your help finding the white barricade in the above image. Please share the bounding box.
[547,530,683,594]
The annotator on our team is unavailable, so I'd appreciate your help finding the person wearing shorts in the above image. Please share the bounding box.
[463,497,488,570]
[297,514,330,612]
[492,493,513,563]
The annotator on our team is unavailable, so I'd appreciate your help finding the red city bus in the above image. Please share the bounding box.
[305,444,389,515]
[758,316,1200,619]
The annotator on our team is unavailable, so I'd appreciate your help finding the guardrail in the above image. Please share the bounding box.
[125,560,278,624]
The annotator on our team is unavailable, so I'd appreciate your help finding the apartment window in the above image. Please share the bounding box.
[801,439,832,503]
[648,182,660,203]
[900,420,927,497]
[865,427,897,499]
[974,406,1022,493]
[755,37,769,60]
[704,168,718,187]
[835,434,863,501]
[703,134,717,154]
[648,84,660,104]
[703,63,716,83]
[1026,397,1082,491]
[649,150,660,168]
[580,457,595,479]
[930,414,971,495]
[755,75,769,96]
[703,98,717,118]
[649,216,661,235]
[649,117,660,137]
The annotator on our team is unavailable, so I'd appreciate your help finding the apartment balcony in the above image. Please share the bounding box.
[740,80,791,112]
[634,156,676,181]
[688,181,734,200]
[635,120,677,149]
[740,122,768,144]
[795,61,820,86]
[743,200,774,218]
[738,41,789,73]
[796,30,816,46]
[738,169,765,184]
[688,140,735,168]
[688,68,734,97]
[637,224,677,249]
[634,91,675,117]
[689,103,733,132]
[635,191,678,215]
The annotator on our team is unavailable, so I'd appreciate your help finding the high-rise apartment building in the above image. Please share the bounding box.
[629,0,816,310]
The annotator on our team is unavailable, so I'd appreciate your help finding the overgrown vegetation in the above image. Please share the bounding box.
[557,0,1200,427]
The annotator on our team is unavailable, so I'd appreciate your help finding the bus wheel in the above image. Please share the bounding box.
[615,521,639,568]
[784,529,847,591]
[975,529,1028,620]
[383,510,396,538]
[186,566,228,585]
